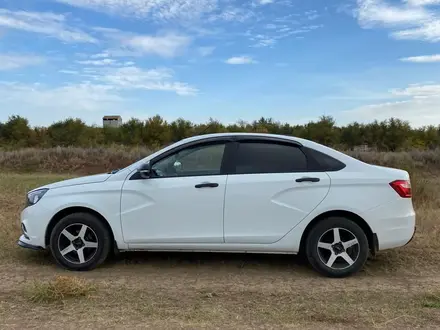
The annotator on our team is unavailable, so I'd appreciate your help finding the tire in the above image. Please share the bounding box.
[49,212,112,271]
[305,217,369,278]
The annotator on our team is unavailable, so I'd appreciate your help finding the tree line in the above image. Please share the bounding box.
[1,115,439,151]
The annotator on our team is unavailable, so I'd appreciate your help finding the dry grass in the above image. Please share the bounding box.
[1,147,440,174]
[25,275,96,303]
[0,159,440,328]
[0,146,153,174]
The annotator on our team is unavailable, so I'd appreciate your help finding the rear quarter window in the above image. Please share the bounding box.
[303,147,346,172]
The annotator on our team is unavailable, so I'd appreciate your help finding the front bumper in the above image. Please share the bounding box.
[17,235,44,251]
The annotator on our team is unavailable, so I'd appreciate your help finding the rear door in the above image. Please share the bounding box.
[223,140,331,244]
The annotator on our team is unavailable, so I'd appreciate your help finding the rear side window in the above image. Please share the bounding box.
[303,147,346,172]
[234,142,307,174]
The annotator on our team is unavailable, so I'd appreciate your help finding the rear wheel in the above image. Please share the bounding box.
[49,212,112,271]
[305,217,369,278]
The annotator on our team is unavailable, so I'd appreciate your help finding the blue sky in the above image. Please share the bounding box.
[1,0,440,127]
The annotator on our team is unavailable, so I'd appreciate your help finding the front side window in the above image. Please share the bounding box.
[152,143,226,177]
[234,142,307,174]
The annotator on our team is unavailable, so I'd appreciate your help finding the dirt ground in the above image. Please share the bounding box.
[1,173,440,329]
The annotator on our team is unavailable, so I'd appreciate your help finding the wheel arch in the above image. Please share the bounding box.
[45,206,115,248]
[299,210,377,256]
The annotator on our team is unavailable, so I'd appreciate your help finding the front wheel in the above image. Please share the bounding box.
[49,212,112,271]
[305,217,369,278]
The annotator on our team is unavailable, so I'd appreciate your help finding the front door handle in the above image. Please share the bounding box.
[195,182,219,188]
[296,177,320,183]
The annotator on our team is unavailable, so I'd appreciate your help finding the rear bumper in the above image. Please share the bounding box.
[404,225,416,246]
[376,214,416,250]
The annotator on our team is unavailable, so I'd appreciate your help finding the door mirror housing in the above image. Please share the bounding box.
[138,162,151,179]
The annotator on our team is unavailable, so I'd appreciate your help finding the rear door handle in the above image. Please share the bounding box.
[195,182,219,188]
[296,177,320,183]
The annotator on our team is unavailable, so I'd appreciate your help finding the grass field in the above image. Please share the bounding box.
[1,171,440,329]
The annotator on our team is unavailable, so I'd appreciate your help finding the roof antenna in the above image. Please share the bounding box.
[199,120,214,135]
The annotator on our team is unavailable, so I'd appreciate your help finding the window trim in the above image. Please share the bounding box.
[129,135,303,180]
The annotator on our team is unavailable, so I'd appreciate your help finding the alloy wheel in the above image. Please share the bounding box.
[316,227,360,270]
[57,223,99,264]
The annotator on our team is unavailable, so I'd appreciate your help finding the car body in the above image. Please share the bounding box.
[18,133,416,277]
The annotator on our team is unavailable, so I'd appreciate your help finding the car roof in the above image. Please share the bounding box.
[178,133,362,166]
[179,132,305,144]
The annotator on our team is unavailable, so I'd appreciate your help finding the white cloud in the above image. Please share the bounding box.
[198,46,215,56]
[391,83,440,97]
[246,21,323,48]
[252,37,276,47]
[124,33,191,57]
[208,7,255,22]
[0,9,96,43]
[54,0,217,21]
[0,54,44,70]
[0,82,123,114]
[405,0,440,5]
[400,54,440,62]
[305,10,319,20]
[356,0,431,26]
[98,66,198,95]
[76,59,117,66]
[0,64,197,123]
[97,29,192,58]
[391,19,440,41]
[90,53,110,59]
[265,23,277,29]
[68,64,198,96]
[355,0,440,42]
[259,0,274,5]
[59,70,79,74]
[225,56,257,64]
[343,82,440,127]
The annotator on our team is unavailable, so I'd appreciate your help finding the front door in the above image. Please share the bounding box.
[120,142,229,244]
[224,141,331,244]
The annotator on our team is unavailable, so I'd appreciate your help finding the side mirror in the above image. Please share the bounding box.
[138,162,151,179]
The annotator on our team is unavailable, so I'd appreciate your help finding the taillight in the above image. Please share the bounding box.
[389,180,412,198]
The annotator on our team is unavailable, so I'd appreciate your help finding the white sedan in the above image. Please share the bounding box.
[18,133,416,277]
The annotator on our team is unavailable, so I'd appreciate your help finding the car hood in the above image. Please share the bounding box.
[39,173,112,190]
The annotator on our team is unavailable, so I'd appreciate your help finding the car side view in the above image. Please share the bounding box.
[18,133,416,277]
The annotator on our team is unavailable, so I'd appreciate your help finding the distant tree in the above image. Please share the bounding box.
[305,116,339,146]
[170,118,194,142]
[341,122,365,149]
[143,115,171,148]
[383,118,412,151]
[1,113,440,151]
[1,115,32,147]
[47,118,88,147]
[120,118,144,145]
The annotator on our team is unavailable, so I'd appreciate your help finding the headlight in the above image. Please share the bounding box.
[26,188,49,207]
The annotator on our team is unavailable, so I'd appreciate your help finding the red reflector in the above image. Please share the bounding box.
[389,180,412,198]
